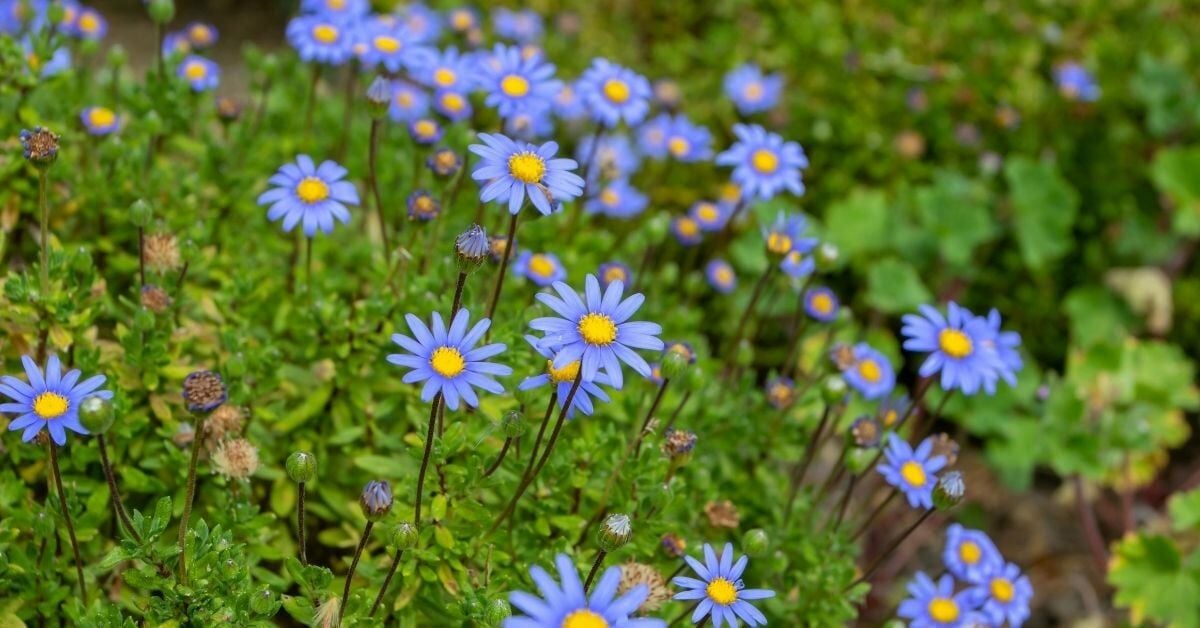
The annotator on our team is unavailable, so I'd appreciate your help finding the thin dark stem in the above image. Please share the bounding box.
[177,415,208,584]
[846,509,935,591]
[583,550,607,592]
[669,604,699,627]
[516,392,557,486]
[450,272,467,318]
[368,118,390,262]
[335,65,357,161]
[832,474,858,530]
[662,390,692,433]
[1074,475,1109,574]
[578,125,605,200]
[850,489,897,542]
[414,394,443,524]
[137,227,146,288]
[814,438,850,506]
[484,212,520,329]
[633,378,670,457]
[369,549,405,616]
[724,265,774,370]
[298,481,308,565]
[48,441,87,604]
[305,237,314,296]
[97,434,141,543]
[339,520,375,622]
[37,171,49,298]
[482,437,512,478]
[783,404,833,526]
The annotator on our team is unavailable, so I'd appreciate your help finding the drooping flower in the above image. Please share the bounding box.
[529,275,664,389]
[478,43,560,118]
[517,336,612,418]
[577,58,651,127]
[877,436,947,509]
[804,287,839,323]
[716,124,808,201]
[504,554,663,628]
[723,64,782,115]
[897,572,979,628]
[586,179,648,219]
[80,106,120,135]
[177,55,219,92]
[513,251,567,287]
[469,133,584,215]
[901,302,1004,396]
[387,309,511,411]
[258,155,359,237]
[968,561,1033,627]
[943,524,1002,584]
[286,14,354,66]
[705,259,737,294]
[672,543,775,627]
[0,355,112,446]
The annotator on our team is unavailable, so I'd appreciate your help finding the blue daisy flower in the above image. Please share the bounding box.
[841,343,895,400]
[408,117,443,144]
[493,7,543,43]
[286,14,355,66]
[387,309,511,411]
[637,113,671,159]
[878,436,947,509]
[901,302,1003,396]
[505,554,661,628]
[780,250,815,279]
[716,124,808,201]
[74,6,105,40]
[977,309,1023,393]
[513,251,567,287]
[469,133,584,215]
[898,572,979,628]
[577,58,651,127]
[446,6,478,33]
[578,134,641,186]
[54,1,80,35]
[529,275,664,389]
[1,355,112,446]
[762,211,818,258]
[1054,62,1099,102]
[723,64,783,115]
[398,2,442,44]
[804,287,839,322]
[433,89,472,122]
[554,81,588,121]
[257,155,359,237]
[478,44,560,119]
[706,259,737,294]
[177,55,219,92]
[968,560,1033,627]
[518,336,613,418]
[80,106,120,136]
[671,216,704,247]
[664,341,697,364]
[765,376,795,409]
[301,0,370,20]
[943,524,1002,584]
[598,262,632,290]
[161,31,191,57]
[672,543,775,627]
[662,114,713,162]
[357,20,427,74]
[185,21,218,49]
[877,393,911,429]
[586,179,648,219]
[415,46,477,93]
[389,81,431,122]
[647,363,665,385]
[407,190,440,221]
[503,106,556,141]
[689,201,730,232]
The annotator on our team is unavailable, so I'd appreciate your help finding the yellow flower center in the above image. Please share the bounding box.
[451,11,472,29]
[676,217,699,237]
[501,74,530,97]
[441,92,465,112]
[433,68,457,87]
[190,24,212,44]
[927,598,959,623]
[603,267,626,284]
[720,182,741,202]
[79,13,99,32]
[751,148,779,174]
[857,359,881,383]
[603,78,630,104]
[811,293,833,314]
[327,0,345,8]
[938,329,973,359]
[900,461,927,488]
[528,254,556,277]
[991,577,1014,603]
[27,52,41,71]
[312,24,339,44]
[413,196,435,215]
[561,609,608,628]
[744,81,764,101]
[507,152,545,184]
[959,541,981,565]
[296,177,330,204]
[429,346,466,378]
[668,137,690,157]
[547,359,581,384]
[696,203,718,222]
[600,187,620,206]
[373,35,401,53]
[414,120,437,137]
[578,313,618,346]
[88,107,116,128]
[184,61,208,80]
[706,577,738,605]
[33,392,70,419]
[715,267,733,284]
[766,232,792,255]
[396,91,414,107]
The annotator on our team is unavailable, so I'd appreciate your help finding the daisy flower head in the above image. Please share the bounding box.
[878,393,911,429]
[406,190,440,221]
[968,561,1033,626]
[554,81,587,121]
[518,336,612,418]
[841,343,895,400]
[529,274,664,389]
[493,7,543,43]
[504,106,556,141]
[469,133,584,215]
[301,0,370,20]
[408,117,443,144]
[586,179,648,219]
[578,134,641,186]
[637,113,671,159]
[287,14,355,66]
[74,6,106,40]
[446,6,478,33]
[435,88,471,120]
[577,58,651,127]
[723,64,783,115]
[762,211,817,259]
[765,376,794,409]
[162,31,191,57]
[780,249,815,279]
[716,124,808,201]
[706,259,737,294]
[56,1,80,35]
[387,309,511,411]
[478,43,560,119]
[977,308,1023,393]
[258,155,359,237]
[598,262,632,290]
[898,572,979,628]
[513,251,567,287]
[398,2,442,44]
[415,46,476,93]
[1,355,112,445]
[80,106,120,135]
[389,81,431,122]
[177,55,219,92]
[427,147,462,177]
[804,287,839,323]
[943,524,1002,584]
[671,216,704,247]
[662,114,713,162]
[901,302,1003,396]
[1054,62,1099,102]
[185,21,218,49]
[878,435,947,509]
[672,543,775,627]
[489,235,514,262]
[357,20,427,74]
[689,201,729,232]
[505,554,663,628]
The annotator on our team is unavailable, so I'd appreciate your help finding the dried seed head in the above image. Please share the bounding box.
[204,404,244,450]
[211,438,260,480]
[20,127,59,167]
[140,284,173,312]
[182,370,227,414]
[617,562,671,613]
[661,428,697,459]
[143,232,181,273]
[930,432,960,467]
[851,415,882,449]
[704,500,740,529]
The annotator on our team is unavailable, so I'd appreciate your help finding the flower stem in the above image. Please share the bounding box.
[482,437,512,478]
[846,508,935,591]
[97,434,142,543]
[661,390,692,434]
[177,415,208,585]
[850,488,897,542]
[450,271,467,318]
[413,393,442,524]
[137,227,146,289]
[297,481,308,565]
[583,549,607,593]
[37,170,50,299]
[48,441,87,604]
[339,520,374,622]
[783,404,833,526]
[369,549,405,616]
[367,118,390,262]
[304,65,320,141]
[632,378,670,457]
[484,212,520,332]
[830,474,858,531]
[305,237,314,297]
[724,265,775,371]
[335,64,357,162]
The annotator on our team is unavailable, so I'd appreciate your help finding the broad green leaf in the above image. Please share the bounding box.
[1004,156,1079,270]
[823,188,891,260]
[864,258,932,314]
[1150,146,1200,236]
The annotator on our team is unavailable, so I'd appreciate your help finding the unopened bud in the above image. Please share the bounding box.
[79,396,115,434]
[597,513,632,551]
[360,480,393,521]
[660,351,689,380]
[501,410,525,437]
[821,375,848,404]
[366,76,390,119]
[129,198,153,227]
[286,451,317,483]
[147,0,175,24]
[484,598,511,626]
[742,529,769,556]
[933,471,965,511]
[390,521,418,549]
[454,224,489,274]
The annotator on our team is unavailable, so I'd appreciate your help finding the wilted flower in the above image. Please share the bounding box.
[618,563,672,613]
[211,438,260,480]
[427,147,462,177]
[20,127,60,167]
[662,429,697,458]
[143,232,181,273]
[407,190,441,221]
[851,416,882,448]
[141,284,173,312]
[182,370,226,414]
[704,500,740,529]
[203,404,245,450]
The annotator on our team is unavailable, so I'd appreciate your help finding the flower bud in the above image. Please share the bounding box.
[182,370,227,414]
[129,199,153,228]
[815,242,840,271]
[19,127,59,169]
[107,44,128,68]
[46,3,65,26]
[845,447,876,475]
[597,513,632,551]
[660,351,689,380]
[250,588,277,615]
[454,224,489,274]
[661,429,696,459]
[501,410,525,438]
[742,529,769,557]
[821,375,848,405]
[684,365,705,391]
[286,451,317,483]
[366,76,390,119]
[850,416,882,449]
[361,480,393,521]
[933,471,965,511]
[485,598,511,626]
[147,0,175,24]
[390,520,419,549]
[660,532,686,558]
[79,396,115,435]
[734,339,754,367]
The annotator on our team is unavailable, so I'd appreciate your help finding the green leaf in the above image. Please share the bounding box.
[1169,489,1200,533]
[1150,145,1200,236]
[864,258,932,314]
[823,188,891,260]
[914,171,996,267]
[1004,156,1079,270]
[1110,533,1200,628]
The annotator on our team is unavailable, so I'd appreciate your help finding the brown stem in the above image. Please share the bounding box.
[338,520,374,622]
[484,212,520,332]
[177,415,208,584]
[1074,475,1109,574]
[298,481,308,565]
[414,394,442,524]
[49,441,87,604]
[850,489,898,542]
[583,549,607,593]
[846,508,935,591]
[97,434,142,543]
[369,549,405,616]
[368,118,391,262]
[482,437,512,478]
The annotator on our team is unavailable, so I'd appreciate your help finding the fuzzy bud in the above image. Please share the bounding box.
[454,224,489,274]
[360,480,393,521]
[286,451,317,483]
[742,528,769,557]
[933,471,965,511]
[78,396,115,435]
[250,588,277,615]
[389,521,418,549]
[660,351,689,380]
[147,0,175,24]
[597,513,632,551]
[129,199,153,228]
[501,410,525,438]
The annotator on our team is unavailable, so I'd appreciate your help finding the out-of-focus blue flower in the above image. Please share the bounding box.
[493,7,543,43]
[553,81,588,121]
[408,117,443,144]
[672,543,775,627]
[968,561,1033,626]
[716,123,808,201]
[446,6,478,33]
[257,155,359,237]
[81,106,120,135]
[877,393,911,429]
[598,262,632,290]
[162,31,191,57]
[780,250,815,279]
[671,216,703,247]
[504,554,660,627]
[689,201,730,232]
[177,55,219,92]
[661,114,713,162]
[977,309,1023,393]
[488,235,514,262]
[469,133,584,215]
[185,21,218,49]
[943,524,1002,584]
[388,310,511,411]
[901,302,1004,396]
[478,44,560,119]
[637,113,670,159]
[841,343,895,400]
[724,63,782,115]
[415,46,476,93]
[1054,62,1099,102]
[578,133,640,186]
[407,190,440,221]
[513,251,567,287]
[433,90,472,122]
[301,0,369,20]
[898,572,980,628]
[577,58,652,127]
[503,106,556,141]
[586,179,648,219]
[517,336,612,418]
[1,355,112,446]
[357,20,427,74]
[287,14,355,66]
[762,211,817,258]
[398,2,442,44]
[389,81,430,122]
[73,6,105,39]
[706,259,737,294]
[804,287,839,323]
[878,436,947,509]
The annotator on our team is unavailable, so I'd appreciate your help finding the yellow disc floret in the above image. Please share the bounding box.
[603,78,630,104]
[33,392,70,420]
[373,35,401,53]
[766,232,792,255]
[959,541,981,565]
[434,68,457,87]
[312,24,339,44]
[938,329,973,359]
[927,598,959,623]
[751,148,779,174]
[561,609,608,628]
[811,293,834,314]
[706,577,738,606]
[507,152,546,184]
[184,61,208,80]
[547,359,581,384]
[501,74,530,97]
[990,577,1014,603]
[900,460,927,487]
[578,313,618,346]
[668,137,690,157]
[528,254,556,277]
[296,177,330,204]
[429,346,466,378]
[857,359,882,383]
[600,187,620,206]
[88,107,116,128]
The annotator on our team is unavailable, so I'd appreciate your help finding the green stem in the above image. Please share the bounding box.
[48,441,87,604]
[413,393,442,524]
[177,415,208,584]
[37,170,49,298]
[97,434,142,543]
[298,481,308,565]
[339,520,374,622]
